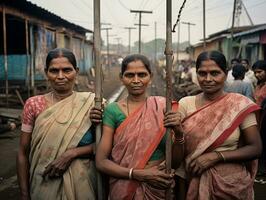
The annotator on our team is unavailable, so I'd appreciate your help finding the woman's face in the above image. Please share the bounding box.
[46,57,78,93]
[254,69,266,83]
[121,60,152,96]
[197,59,227,95]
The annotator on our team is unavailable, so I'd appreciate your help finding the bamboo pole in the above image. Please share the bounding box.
[93,0,104,199]
[165,0,173,199]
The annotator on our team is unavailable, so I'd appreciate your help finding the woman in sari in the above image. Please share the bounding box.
[252,60,266,177]
[17,48,102,200]
[96,54,184,199]
[175,51,262,200]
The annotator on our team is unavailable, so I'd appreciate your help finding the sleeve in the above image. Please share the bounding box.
[244,83,255,101]
[21,98,36,133]
[102,103,117,129]
[178,96,191,120]
[240,112,257,130]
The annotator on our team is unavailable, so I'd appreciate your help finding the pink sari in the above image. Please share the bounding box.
[182,93,260,200]
[109,96,176,200]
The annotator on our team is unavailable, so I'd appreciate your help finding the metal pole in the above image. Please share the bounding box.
[203,0,206,50]
[165,0,173,199]
[93,0,104,199]
[139,13,141,53]
[3,7,8,107]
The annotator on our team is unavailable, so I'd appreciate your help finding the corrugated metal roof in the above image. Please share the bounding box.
[1,0,92,35]
[234,24,266,37]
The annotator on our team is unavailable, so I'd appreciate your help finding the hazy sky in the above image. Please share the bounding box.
[28,0,266,46]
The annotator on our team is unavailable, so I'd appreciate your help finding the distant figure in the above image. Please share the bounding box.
[252,60,266,105]
[227,58,253,86]
[241,59,257,87]
[224,64,254,101]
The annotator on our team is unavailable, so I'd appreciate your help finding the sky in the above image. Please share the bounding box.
[28,0,266,46]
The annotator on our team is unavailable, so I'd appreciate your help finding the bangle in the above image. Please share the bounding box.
[215,151,226,162]
[173,135,185,144]
[129,168,134,179]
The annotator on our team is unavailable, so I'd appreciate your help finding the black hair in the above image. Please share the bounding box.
[232,64,246,79]
[252,60,266,71]
[45,48,77,71]
[231,58,240,64]
[196,50,227,73]
[121,54,151,75]
[240,58,249,65]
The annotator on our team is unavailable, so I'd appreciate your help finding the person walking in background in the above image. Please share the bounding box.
[241,58,257,88]
[224,63,254,101]
[17,48,102,200]
[96,54,184,199]
[176,51,261,199]
[252,60,266,178]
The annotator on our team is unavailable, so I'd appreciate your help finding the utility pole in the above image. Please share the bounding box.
[154,22,157,63]
[130,10,152,53]
[182,21,196,60]
[181,21,196,46]
[124,27,136,54]
[203,0,206,50]
[101,27,112,73]
[176,22,181,64]
[114,37,122,55]
[229,0,237,63]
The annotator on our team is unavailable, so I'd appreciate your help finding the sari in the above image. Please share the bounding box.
[182,93,260,200]
[254,83,266,106]
[109,96,172,200]
[29,92,96,200]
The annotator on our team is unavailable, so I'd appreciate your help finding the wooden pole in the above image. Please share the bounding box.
[93,0,104,199]
[25,19,30,97]
[3,6,8,107]
[165,0,173,199]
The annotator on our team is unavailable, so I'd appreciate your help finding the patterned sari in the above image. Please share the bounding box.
[29,92,96,200]
[109,96,174,200]
[182,93,260,200]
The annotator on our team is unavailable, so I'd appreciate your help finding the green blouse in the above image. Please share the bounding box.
[103,102,166,161]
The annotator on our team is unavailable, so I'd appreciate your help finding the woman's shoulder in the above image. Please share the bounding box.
[104,102,120,113]
[179,95,196,105]
[25,95,46,106]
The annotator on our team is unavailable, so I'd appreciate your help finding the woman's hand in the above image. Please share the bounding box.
[133,165,175,189]
[89,107,103,124]
[42,149,76,178]
[187,152,220,176]
[164,111,183,136]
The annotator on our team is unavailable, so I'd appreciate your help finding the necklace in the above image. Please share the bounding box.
[51,91,75,124]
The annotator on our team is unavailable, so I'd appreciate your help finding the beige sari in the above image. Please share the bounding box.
[29,92,96,200]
